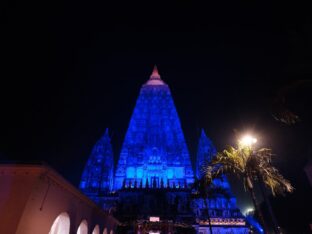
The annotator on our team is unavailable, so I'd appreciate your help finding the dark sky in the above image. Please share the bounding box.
[1,1,312,230]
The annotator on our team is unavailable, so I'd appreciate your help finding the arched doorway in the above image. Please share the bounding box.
[77,220,88,234]
[49,212,70,234]
[92,225,100,234]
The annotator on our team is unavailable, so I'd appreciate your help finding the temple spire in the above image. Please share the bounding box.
[150,65,160,79]
[114,67,193,189]
[200,129,207,139]
[146,65,165,85]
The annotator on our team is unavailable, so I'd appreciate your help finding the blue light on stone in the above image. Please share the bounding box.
[79,67,249,233]
[167,169,174,179]
[175,167,184,178]
[79,128,114,195]
[114,66,194,190]
[246,216,264,234]
[193,129,248,232]
[126,167,135,178]
[136,168,143,178]
[196,129,217,179]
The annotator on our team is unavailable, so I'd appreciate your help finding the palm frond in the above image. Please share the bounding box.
[203,144,294,197]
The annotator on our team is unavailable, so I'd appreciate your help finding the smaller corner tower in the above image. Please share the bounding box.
[195,129,231,190]
[193,130,247,233]
[80,128,114,198]
[195,129,217,179]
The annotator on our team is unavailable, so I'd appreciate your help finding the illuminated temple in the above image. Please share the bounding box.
[80,67,251,233]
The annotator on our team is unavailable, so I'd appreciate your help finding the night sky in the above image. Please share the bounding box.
[1,1,312,231]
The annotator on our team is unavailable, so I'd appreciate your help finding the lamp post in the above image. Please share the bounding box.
[239,134,281,234]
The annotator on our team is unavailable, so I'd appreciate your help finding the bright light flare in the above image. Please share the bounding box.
[239,135,257,147]
[244,207,254,215]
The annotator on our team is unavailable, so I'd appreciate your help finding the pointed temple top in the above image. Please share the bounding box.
[200,129,207,138]
[145,65,165,86]
[98,128,110,142]
[150,65,160,79]
[196,129,217,179]
[198,129,216,147]
[80,127,114,193]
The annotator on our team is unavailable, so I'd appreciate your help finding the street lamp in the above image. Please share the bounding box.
[239,134,281,234]
[239,135,257,148]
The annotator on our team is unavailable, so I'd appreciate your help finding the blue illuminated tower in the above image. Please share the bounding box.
[193,129,248,233]
[79,67,251,233]
[196,130,232,191]
[196,129,217,179]
[114,66,194,190]
[80,129,114,197]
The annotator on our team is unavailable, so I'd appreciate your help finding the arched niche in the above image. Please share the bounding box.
[92,224,100,234]
[77,219,88,234]
[49,212,70,234]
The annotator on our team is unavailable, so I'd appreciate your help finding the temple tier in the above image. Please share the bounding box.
[115,67,194,190]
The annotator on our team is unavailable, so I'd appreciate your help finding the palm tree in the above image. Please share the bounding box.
[204,144,294,234]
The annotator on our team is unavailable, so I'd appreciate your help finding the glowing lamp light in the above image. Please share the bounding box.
[149,216,160,222]
[239,135,257,147]
[244,207,254,215]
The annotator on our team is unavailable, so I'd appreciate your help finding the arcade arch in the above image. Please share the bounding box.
[77,220,88,234]
[49,212,70,234]
[92,225,100,234]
